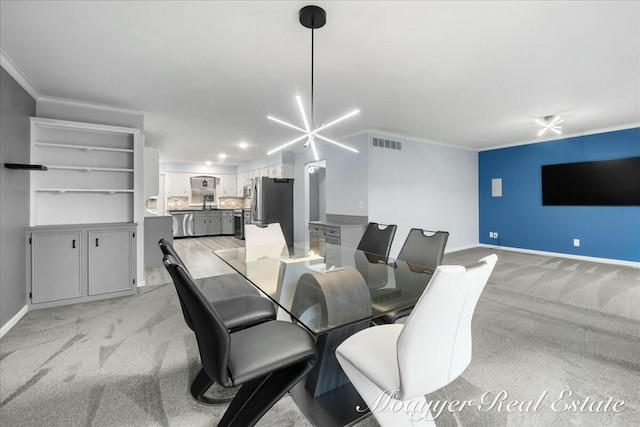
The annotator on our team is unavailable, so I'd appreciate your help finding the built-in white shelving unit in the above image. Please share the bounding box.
[30,117,142,226]
[34,142,134,153]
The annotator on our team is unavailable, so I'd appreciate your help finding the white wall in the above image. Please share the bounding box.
[236,151,290,174]
[161,161,236,175]
[293,133,369,242]
[367,131,478,257]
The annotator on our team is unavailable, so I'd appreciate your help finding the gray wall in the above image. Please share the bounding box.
[0,67,36,328]
[367,131,479,256]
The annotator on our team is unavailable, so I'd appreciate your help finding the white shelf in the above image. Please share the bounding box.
[35,189,134,194]
[47,165,134,173]
[35,142,134,153]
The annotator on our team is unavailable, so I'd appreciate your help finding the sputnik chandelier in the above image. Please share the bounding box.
[266,5,359,160]
[535,115,564,137]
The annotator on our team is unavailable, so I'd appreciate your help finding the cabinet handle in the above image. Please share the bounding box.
[95,238,99,247]
[72,239,76,249]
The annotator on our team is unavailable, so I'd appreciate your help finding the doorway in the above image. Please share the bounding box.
[306,160,326,223]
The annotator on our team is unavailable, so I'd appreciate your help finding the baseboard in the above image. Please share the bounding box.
[445,243,480,253]
[477,244,640,268]
[0,305,28,339]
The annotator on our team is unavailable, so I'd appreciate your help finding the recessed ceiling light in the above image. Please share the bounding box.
[238,142,249,149]
[219,153,227,160]
[205,161,212,166]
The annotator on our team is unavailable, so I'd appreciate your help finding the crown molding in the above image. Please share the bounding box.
[480,122,640,152]
[0,49,41,101]
[38,96,144,116]
[0,49,143,118]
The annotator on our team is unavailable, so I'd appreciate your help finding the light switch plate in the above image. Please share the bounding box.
[573,239,580,247]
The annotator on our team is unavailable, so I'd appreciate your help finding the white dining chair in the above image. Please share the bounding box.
[244,223,287,248]
[336,254,498,426]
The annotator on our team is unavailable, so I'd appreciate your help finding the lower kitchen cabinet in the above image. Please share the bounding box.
[193,215,209,236]
[221,210,234,235]
[308,221,367,262]
[193,211,221,236]
[27,222,137,308]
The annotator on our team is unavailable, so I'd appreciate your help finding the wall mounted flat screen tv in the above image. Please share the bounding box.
[541,156,640,206]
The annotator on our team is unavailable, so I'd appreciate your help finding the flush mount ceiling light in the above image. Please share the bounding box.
[535,115,564,137]
[266,5,360,160]
[219,153,227,160]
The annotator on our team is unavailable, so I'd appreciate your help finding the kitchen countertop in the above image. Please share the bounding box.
[309,220,367,228]
[168,208,234,212]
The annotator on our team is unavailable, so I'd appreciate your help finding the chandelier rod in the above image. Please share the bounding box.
[311,26,315,129]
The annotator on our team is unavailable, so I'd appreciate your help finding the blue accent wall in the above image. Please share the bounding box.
[479,128,640,262]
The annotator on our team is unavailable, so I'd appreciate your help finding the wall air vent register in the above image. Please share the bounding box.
[371,137,402,151]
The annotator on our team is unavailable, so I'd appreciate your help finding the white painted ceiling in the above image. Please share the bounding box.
[1,1,639,165]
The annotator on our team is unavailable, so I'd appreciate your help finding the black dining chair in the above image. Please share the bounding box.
[375,229,449,324]
[158,239,276,403]
[397,229,449,268]
[356,222,398,262]
[163,255,317,427]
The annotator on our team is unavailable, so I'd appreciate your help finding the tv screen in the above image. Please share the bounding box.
[541,156,640,206]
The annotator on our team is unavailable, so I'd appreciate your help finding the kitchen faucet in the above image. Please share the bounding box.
[203,194,212,210]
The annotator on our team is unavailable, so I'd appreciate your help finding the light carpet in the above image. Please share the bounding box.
[1,247,639,426]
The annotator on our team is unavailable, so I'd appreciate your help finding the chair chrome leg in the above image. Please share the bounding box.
[190,367,235,405]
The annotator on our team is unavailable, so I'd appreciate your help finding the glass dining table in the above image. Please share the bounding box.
[214,243,435,427]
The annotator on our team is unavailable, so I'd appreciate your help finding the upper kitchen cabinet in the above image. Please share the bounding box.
[167,173,191,196]
[218,175,237,197]
[29,117,143,226]
[236,175,245,197]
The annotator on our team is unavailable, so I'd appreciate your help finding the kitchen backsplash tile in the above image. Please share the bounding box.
[218,197,245,208]
[167,196,189,208]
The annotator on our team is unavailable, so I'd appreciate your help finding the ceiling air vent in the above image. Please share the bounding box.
[371,137,402,151]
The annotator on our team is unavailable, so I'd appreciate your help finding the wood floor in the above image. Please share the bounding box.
[145,235,245,286]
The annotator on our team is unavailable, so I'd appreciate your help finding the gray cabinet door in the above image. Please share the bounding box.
[221,216,234,234]
[88,229,134,295]
[209,217,222,235]
[32,231,83,303]
[193,216,208,236]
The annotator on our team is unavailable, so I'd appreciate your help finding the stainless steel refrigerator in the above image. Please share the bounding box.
[251,177,294,246]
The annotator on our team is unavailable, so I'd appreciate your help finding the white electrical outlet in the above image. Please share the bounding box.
[573,239,580,247]
[358,201,364,209]
[494,232,499,239]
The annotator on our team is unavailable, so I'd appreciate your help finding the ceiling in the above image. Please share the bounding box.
[1,1,638,165]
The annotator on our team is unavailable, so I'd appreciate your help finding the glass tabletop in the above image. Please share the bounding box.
[214,243,434,334]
